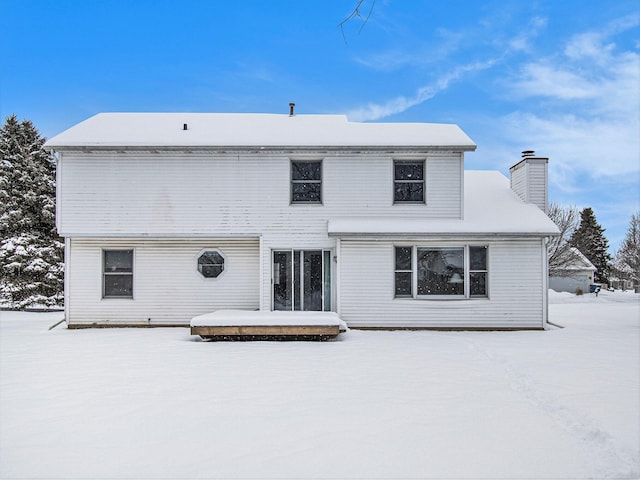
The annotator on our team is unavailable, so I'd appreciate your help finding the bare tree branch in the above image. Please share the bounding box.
[612,210,640,287]
[339,0,376,44]
[547,203,580,276]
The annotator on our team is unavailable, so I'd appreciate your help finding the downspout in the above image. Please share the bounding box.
[54,151,62,234]
[543,236,564,329]
[459,154,465,220]
[542,236,550,330]
[64,237,70,325]
[336,238,341,317]
[56,151,69,327]
[259,235,264,311]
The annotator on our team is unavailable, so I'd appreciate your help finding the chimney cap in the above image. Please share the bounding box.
[522,150,535,158]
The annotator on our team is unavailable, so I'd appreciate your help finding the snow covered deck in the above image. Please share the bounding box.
[190,310,346,340]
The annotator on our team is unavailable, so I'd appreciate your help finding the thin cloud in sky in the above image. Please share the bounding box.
[502,111,637,185]
[343,8,638,250]
[481,12,639,251]
[506,16,549,53]
[512,64,598,100]
[352,28,467,72]
[347,59,498,121]
[347,14,547,121]
[349,11,638,186]
[503,14,640,184]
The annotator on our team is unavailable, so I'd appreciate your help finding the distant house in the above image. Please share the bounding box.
[549,247,597,293]
[610,278,635,291]
[609,267,635,291]
[45,112,559,330]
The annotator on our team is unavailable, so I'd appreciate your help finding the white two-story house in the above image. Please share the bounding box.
[45,112,559,329]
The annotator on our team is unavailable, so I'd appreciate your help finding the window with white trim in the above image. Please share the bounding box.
[469,246,488,297]
[394,160,425,203]
[394,246,413,297]
[103,249,133,298]
[394,245,488,299]
[418,247,464,296]
[198,250,225,278]
[291,160,322,204]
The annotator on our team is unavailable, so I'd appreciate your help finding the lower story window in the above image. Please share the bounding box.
[418,247,464,296]
[394,245,488,299]
[469,246,488,297]
[198,250,225,278]
[394,246,413,297]
[103,249,133,298]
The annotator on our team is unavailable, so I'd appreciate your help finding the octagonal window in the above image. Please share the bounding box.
[198,250,225,278]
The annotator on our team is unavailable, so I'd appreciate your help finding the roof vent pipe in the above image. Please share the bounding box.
[289,103,295,116]
[183,123,188,131]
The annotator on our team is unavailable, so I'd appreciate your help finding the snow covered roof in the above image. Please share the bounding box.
[328,171,560,237]
[560,248,598,271]
[44,112,477,150]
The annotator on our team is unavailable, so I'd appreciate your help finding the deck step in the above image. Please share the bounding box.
[190,310,345,341]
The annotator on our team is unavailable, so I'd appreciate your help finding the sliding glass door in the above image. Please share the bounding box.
[273,250,332,311]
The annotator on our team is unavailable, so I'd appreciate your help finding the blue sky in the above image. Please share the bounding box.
[1,0,638,252]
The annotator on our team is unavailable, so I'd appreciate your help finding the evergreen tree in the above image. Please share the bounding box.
[570,207,612,284]
[0,115,63,308]
[614,211,640,287]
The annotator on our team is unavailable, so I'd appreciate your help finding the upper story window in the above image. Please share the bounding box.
[198,250,225,278]
[291,160,322,204]
[394,160,425,203]
[103,249,133,298]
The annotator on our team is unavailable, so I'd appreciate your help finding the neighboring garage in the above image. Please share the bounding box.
[549,247,597,294]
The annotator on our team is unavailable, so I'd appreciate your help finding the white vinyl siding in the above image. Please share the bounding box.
[509,158,548,213]
[527,162,548,212]
[549,273,594,294]
[426,156,463,217]
[339,239,545,329]
[57,153,463,237]
[57,150,551,329]
[66,238,259,326]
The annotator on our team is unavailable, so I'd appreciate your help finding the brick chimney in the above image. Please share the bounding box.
[509,151,549,213]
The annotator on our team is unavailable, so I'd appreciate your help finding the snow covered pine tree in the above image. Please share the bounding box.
[570,207,612,285]
[0,115,63,309]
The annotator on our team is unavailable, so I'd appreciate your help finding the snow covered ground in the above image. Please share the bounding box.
[1,291,638,479]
